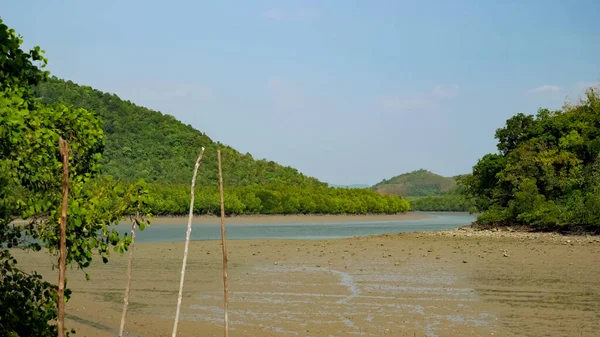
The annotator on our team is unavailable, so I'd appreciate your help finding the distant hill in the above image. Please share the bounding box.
[33,78,325,188]
[328,184,370,189]
[372,169,457,196]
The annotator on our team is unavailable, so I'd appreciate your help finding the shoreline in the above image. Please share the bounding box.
[135,212,431,225]
[16,221,597,337]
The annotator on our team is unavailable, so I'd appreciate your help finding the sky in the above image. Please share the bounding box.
[3,0,600,185]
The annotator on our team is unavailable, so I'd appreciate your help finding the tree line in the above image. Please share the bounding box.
[407,195,471,212]
[148,183,410,215]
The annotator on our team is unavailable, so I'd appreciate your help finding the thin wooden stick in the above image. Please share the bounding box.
[57,137,69,337]
[218,149,229,337]
[118,200,141,337]
[172,147,205,337]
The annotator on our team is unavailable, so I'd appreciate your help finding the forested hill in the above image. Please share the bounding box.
[30,77,410,215]
[33,77,324,188]
[372,169,457,196]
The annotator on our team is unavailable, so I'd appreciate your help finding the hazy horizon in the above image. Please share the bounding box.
[3,0,599,185]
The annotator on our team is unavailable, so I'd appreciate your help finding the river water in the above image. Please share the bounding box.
[121,212,475,243]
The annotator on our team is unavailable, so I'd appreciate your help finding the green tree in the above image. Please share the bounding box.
[0,19,149,336]
[461,87,600,231]
[0,18,49,101]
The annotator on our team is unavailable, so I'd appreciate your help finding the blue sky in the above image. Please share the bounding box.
[3,0,600,185]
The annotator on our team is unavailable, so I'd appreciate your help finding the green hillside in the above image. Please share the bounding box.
[29,78,410,215]
[33,78,324,188]
[372,169,457,196]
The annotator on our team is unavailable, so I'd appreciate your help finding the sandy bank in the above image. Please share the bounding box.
[138,212,429,225]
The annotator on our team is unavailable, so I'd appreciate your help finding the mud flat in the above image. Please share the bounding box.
[13,228,600,337]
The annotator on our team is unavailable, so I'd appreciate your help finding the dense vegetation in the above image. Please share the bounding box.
[31,78,410,215]
[371,169,469,211]
[461,89,600,231]
[407,195,472,212]
[34,78,323,188]
[150,184,409,215]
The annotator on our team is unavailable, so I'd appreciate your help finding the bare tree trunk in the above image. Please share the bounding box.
[119,200,141,337]
[57,137,69,337]
[171,148,205,337]
[217,149,229,337]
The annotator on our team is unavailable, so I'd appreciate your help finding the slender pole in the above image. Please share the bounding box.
[172,147,205,337]
[218,149,229,337]
[119,201,140,337]
[57,137,69,337]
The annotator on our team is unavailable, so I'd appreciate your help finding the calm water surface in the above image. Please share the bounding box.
[121,212,475,243]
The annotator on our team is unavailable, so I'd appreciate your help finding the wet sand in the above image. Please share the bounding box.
[142,212,429,225]
[13,228,600,337]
